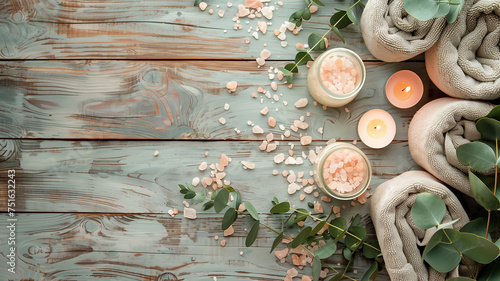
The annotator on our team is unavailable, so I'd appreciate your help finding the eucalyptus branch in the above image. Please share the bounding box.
[442,230,476,279]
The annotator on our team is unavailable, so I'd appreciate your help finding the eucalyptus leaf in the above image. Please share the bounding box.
[270,232,284,253]
[332,26,345,43]
[223,185,235,193]
[329,217,347,241]
[446,0,464,23]
[448,278,475,281]
[411,193,446,229]
[302,7,311,20]
[423,229,460,259]
[351,214,361,226]
[404,0,440,21]
[477,117,500,141]
[346,8,358,25]
[295,52,314,66]
[469,170,500,211]
[329,10,352,29]
[246,220,260,247]
[308,33,326,51]
[270,202,290,213]
[311,221,327,236]
[461,217,490,238]
[351,0,365,22]
[328,273,343,281]
[179,188,189,195]
[315,242,337,259]
[363,240,381,258]
[312,254,322,281]
[194,0,202,6]
[478,256,500,281]
[345,225,366,250]
[457,141,496,171]
[272,197,279,205]
[433,2,451,18]
[284,62,298,73]
[424,242,461,273]
[245,201,259,221]
[312,0,325,6]
[436,218,460,230]
[486,105,500,121]
[343,247,352,261]
[202,201,214,211]
[361,261,378,281]
[214,188,229,213]
[222,208,238,230]
[291,226,312,248]
[232,191,242,209]
[294,208,309,223]
[192,189,207,203]
[455,232,499,264]
[186,183,195,191]
[290,9,303,21]
[184,190,196,199]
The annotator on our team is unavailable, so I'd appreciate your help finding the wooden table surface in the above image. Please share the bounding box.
[0,1,443,280]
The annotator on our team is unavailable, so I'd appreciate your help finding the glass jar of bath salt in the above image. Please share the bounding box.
[313,142,372,200]
[307,48,366,107]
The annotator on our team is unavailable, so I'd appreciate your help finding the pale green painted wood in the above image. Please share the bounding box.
[0,139,419,213]
[0,213,390,280]
[0,0,420,60]
[0,60,440,140]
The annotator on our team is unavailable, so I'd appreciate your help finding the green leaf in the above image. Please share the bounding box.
[478,256,500,281]
[179,184,187,190]
[411,193,446,229]
[469,170,500,211]
[294,208,309,223]
[291,226,312,248]
[278,67,293,84]
[486,105,500,121]
[311,221,327,236]
[270,232,284,253]
[351,0,365,23]
[295,52,313,66]
[343,247,352,261]
[289,9,304,21]
[345,226,366,250]
[232,191,242,209]
[424,242,461,273]
[361,261,378,281]
[332,26,345,43]
[245,201,259,221]
[312,254,322,281]
[448,278,476,281]
[308,33,326,51]
[192,189,207,204]
[433,2,451,18]
[302,7,311,20]
[457,141,496,171]
[436,218,460,230]
[214,188,229,213]
[404,0,440,21]
[270,202,290,214]
[307,202,314,208]
[315,242,337,259]
[186,182,195,191]
[246,220,260,247]
[351,214,361,226]
[446,0,464,24]
[328,273,343,281]
[329,217,347,241]
[272,197,279,205]
[222,208,238,230]
[460,217,490,237]
[179,188,189,194]
[330,11,352,29]
[477,117,500,141]
[223,185,235,193]
[211,189,218,200]
[312,0,325,6]
[202,201,214,211]
[423,229,460,259]
[455,233,500,264]
[363,240,381,258]
[284,62,298,74]
[193,0,202,6]
[346,9,358,25]
[184,190,196,199]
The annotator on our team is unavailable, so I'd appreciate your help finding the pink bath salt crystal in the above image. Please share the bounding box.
[320,55,359,95]
[322,149,366,194]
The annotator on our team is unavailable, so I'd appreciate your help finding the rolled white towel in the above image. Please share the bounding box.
[408,97,494,196]
[370,171,469,281]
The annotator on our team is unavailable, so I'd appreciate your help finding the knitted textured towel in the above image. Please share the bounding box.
[360,0,446,62]
[408,97,494,197]
[426,0,500,100]
[370,171,470,281]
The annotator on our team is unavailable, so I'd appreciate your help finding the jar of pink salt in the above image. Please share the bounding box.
[307,48,366,107]
[313,142,372,200]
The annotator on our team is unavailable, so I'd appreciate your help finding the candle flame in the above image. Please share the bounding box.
[404,86,411,92]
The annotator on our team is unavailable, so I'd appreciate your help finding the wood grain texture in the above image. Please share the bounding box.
[0,139,420,213]
[0,60,442,140]
[0,213,389,280]
[0,0,417,60]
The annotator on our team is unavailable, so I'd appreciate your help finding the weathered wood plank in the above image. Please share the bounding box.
[0,139,420,213]
[0,213,390,280]
[0,0,413,60]
[0,60,442,140]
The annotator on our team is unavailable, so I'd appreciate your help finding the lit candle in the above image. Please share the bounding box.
[307,48,366,107]
[357,109,396,149]
[385,70,423,109]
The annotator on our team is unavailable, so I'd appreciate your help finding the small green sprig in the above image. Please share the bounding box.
[278,0,366,84]
[179,184,383,281]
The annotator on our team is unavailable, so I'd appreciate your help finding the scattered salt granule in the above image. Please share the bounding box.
[192,177,200,186]
[256,57,266,66]
[304,185,314,194]
[252,31,259,40]
[302,276,312,281]
[262,6,274,19]
[321,195,331,203]
[268,117,276,128]
[285,156,296,165]
[218,10,225,17]
[287,268,298,278]
[296,157,304,165]
[245,0,263,9]
[320,55,359,94]
[279,124,285,130]
[281,42,288,48]
[357,191,367,204]
[277,71,284,81]
[199,162,208,171]
[241,161,256,169]
[275,248,289,259]
[214,235,219,240]
[183,200,190,207]
[310,5,318,13]
[260,107,269,115]
[271,81,278,91]
[260,49,271,60]
[301,136,312,146]
[224,225,235,236]
[284,130,291,137]
[237,4,250,17]
[299,194,306,201]
[208,9,214,14]
[294,98,308,108]
[219,117,226,125]
[251,92,258,98]
[183,207,197,219]
[153,150,159,157]
[266,143,277,152]
[252,125,264,134]
[317,127,323,134]
[227,2,232,7]
[259,140,268,151]
[220,239,227,247]
[323,149,366,194]
[308,150,317,164]
[277,32,286,40]
[272,169,279,175]
[226,81,238,92]
[258,21,267,34]
[314,202,324,214]
[288,182,301,194]
[199,2,208,10]
[274,153,285,164]
[224,103,230,110]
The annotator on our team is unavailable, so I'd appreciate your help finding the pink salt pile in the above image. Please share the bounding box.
[322,149,365,194]
[320,55,358,95]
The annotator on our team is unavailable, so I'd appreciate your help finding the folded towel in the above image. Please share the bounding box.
[425,0,500,100]
[370,171,470,281]
[360,0,446,62]
[408,97,494,196]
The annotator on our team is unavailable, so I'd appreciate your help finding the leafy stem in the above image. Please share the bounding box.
[442,230,476,279]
